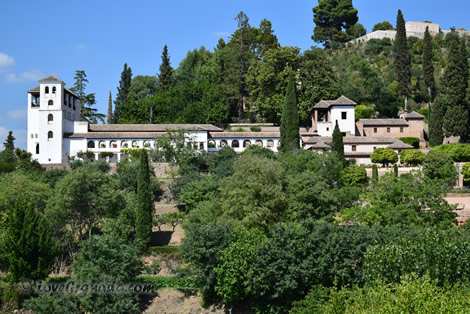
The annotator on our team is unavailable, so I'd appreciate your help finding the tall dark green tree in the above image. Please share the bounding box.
[3,199,56,282]
[428,99,444,147]
[331,120,345,165]
[372,164,378,185]
[229,11,252,120]
[107,91,113,124]
[70,70,105,123]
[423,26,435,100]
[259,18,280,55]
[312,0,359,48]
[280,71,300,152]
[2,131,16,163]
[394,10,411,111]
[136,150,153,249]
[113,63,133,123]
[157,45,174,92]
[443,38,468,140]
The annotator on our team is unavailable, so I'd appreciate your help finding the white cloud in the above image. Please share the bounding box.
[75,43,87,50]
[0,52,15,72]
[7,109,27,121]
[5,69,45,83]
[213,31,230,37]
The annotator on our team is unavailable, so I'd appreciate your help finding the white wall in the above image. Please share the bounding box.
[317,122,333,137]
[330,106,355,135]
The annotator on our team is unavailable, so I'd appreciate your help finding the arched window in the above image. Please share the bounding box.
[143,141,151,148]
[48,114,53,123]
[52,86,56,94]
[243,140,251,147]
[48,100,53,106]
[267,140,274,148]
[48,131,53,140]
[121,141,128,148]
[45,86,49,94]
[208,140,215,148]
[220,140,228,148]
[36,143,39,154]
[232,140,239,148]
[132,141,139,148]
[88,141,95,148]
[255,140,263,147]
[99,141,106,148]
[110,140,117,148]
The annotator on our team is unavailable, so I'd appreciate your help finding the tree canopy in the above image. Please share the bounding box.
[312,0,359,48]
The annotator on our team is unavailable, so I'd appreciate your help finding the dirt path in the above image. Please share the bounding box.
[445,194,470,224]
[144,289,225,314]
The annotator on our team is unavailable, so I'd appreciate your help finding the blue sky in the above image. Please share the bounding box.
[1,0,469,149]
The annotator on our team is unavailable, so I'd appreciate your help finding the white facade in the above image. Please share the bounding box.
[312,96,357,137]
[27,76,82,164]
[27,77,414,166]
[350,21,441,44]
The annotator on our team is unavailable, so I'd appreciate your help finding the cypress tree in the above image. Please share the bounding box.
[423,26,435,100]
[157,45,173,92]
[372,164,378,185]
[113,63,132,123]
[280,71,300,152]
[331,120,345,166]
[136,150,153,250]
[443,38,468,140]
[4,200,56,282]
[3,131,15,163]
[107,91,113,124]
[429,99,444,146]
[394,9,411,111]
[393,163,399,176]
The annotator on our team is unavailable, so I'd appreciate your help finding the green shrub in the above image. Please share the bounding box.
[241,144,276,159]
[400,149,426,166]
[316,274,470,313]
[363,229,470,285]
[398,137,420,148]
[341,166,368,187]
[423,150,457,184]
[462,163,470,182]
[431,143,470,162]
[250,126,261,132]
[370,148,398,167]
[99,151,114,159]
[0,283,21,312]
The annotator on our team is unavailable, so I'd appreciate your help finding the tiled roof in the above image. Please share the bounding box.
[64,132,170,139]
[403,111,425,119]
[64,87,79,98]
[387,141,414,149]
[331,95,357,106]
[313,100,334,109]
[28,86,40,93]
[312,96,357,109]
[27,85,78,98]
[305,142,330,149]
[88,124,223,132]
[38,75,64,83]
[343,136,399,144]
[359,119,409,126]
[209,132,280,138]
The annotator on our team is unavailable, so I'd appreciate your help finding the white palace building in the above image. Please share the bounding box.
[27,76,420,165]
